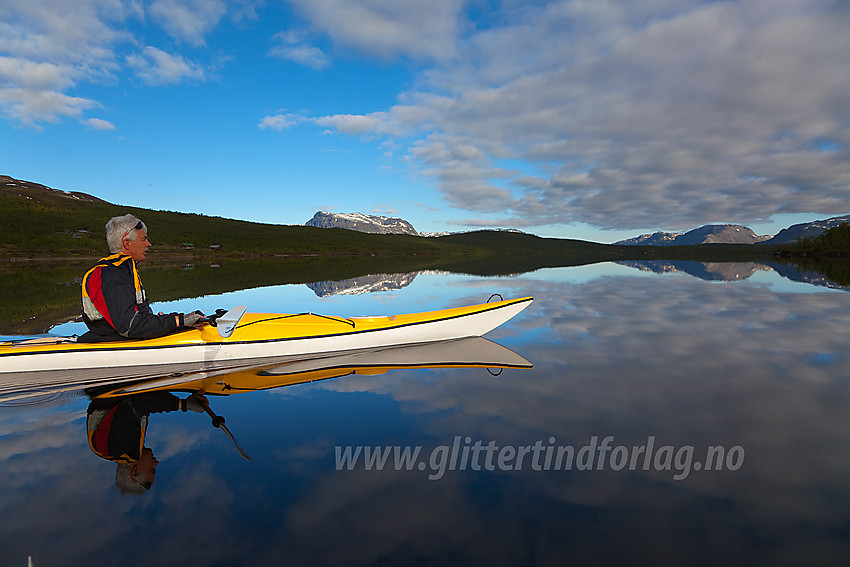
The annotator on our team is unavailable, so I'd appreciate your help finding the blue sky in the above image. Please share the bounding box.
[1,0,848,242]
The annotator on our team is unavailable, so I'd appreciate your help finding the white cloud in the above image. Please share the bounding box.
[258,112,303,130]
[82,117,116,130]
[409,134,518,213]
[0,0,217,126]
[0,87,99,127]
[0,0,130,125]
[268,30,331,70]
[229,0,264,22]
[285,0,463,61]
[126,46,206,86]
[312,0,850,230]
[313,113,396,136]
[0,56,74,91]
[0,0,132,66]
[149,0,227,46]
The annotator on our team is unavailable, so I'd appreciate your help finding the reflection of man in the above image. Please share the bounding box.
[86,392,206,494]
[80,213,205,342]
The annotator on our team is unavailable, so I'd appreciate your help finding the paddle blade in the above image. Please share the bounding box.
[216,305,248,338]
[219,423,252,461]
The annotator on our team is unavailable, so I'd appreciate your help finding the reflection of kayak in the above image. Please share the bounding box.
[98,337,533,398]
[99,337,533,463]
[0,297,532,375]
[0,337,532,404]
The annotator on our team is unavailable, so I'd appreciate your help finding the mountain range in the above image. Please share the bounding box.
[615,217,850,246]
[308,209,850,245]
[305,211,526,238]
[762,215,850,244]
[3,173,847,249]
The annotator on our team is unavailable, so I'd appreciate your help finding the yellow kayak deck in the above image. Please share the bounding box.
[1,297,533,357]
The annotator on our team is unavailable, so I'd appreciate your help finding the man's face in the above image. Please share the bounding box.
[134,447,159,484]
[123,229,151,262]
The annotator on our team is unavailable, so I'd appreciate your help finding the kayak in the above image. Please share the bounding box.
[0,296,532,375]
[97,336,533,399]
[0,336,532,404]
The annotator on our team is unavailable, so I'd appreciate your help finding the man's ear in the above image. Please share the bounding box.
[121,238,132,253]
[130,462,140,475]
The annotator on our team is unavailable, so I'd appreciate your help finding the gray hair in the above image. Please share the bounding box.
[105,214,147,253]
[115,463,151,495]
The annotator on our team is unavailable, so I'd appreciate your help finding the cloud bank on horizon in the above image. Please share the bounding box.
[1,0,848,232]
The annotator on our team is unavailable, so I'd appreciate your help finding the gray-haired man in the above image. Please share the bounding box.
[80,214,204,342]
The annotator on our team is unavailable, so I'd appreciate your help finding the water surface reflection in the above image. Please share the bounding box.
[619,259,849,289]
[1,265,848,566]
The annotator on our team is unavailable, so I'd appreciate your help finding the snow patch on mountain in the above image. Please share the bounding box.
[762,215,850,245]
[616,224,769,245]
[305,211,418,235]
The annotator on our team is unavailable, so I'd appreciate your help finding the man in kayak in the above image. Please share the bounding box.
[79,213,205,341]
[86,391,207,494]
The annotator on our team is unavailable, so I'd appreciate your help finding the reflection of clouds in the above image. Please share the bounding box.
[1,269,848,564]
[619,259,850,291]
[293,273,850,561]
[143,418,215,461]
[0,402,135,564]
[273,436,336,476]
[259,469,550,566]
[148,462,243,565]
[0,401,239,565]
[0,407,81,462]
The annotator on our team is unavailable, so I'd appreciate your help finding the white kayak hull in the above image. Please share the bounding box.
[0,337,532,404]
[1,297,532,375]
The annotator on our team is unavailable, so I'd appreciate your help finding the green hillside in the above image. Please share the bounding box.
[778,222,850,257]
[0,175,478,259]
[1,174,787,264]
[0,175,782,265]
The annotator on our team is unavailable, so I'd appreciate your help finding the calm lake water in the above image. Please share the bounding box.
[1,263,848,566]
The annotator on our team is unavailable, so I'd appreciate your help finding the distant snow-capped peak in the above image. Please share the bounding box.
[305,211,418,235]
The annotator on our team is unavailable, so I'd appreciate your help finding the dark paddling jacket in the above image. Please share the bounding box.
[87,393,181,463]
[81,253,179,341]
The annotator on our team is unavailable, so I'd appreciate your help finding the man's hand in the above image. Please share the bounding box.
[179,311,206,327]
[182,392,208,413]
